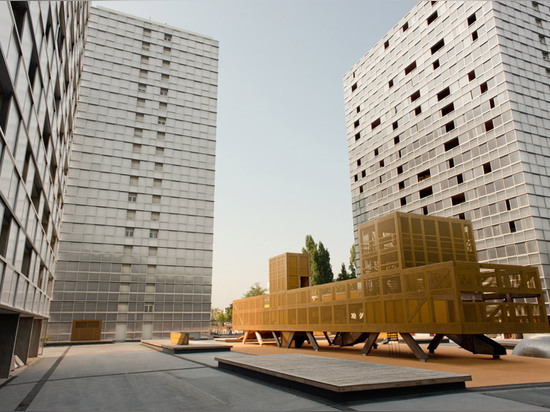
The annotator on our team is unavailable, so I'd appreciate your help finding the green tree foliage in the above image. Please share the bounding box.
[243,282,267,298]
[302,236,334,285]
[336,263,349,281]
[302,235,319,282]
[212,304,233,323]
[349,244,357,278]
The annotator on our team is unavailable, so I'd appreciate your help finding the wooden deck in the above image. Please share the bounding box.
[216,353,471,393]
[141,339,232,354]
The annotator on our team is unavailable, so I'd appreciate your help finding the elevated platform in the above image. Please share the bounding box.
[141,339,231,354]
[45,339,114,346]
[216,353,471,397]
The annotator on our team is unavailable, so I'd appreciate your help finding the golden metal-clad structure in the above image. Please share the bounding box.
[233,212,549,360]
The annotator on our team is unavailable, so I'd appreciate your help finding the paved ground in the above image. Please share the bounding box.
[0,342,548,411]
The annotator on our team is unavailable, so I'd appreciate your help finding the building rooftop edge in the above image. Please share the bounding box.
[92,5,218,43]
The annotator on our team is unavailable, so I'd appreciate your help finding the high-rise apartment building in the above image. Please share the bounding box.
[345,1,550,312]
[0,2,88,377]
[47,7,218,341]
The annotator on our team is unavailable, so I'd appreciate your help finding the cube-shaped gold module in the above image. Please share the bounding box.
[269,253,310,293]
[358,212,477,275]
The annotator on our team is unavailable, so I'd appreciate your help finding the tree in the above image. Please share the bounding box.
[243,282,267,298]
[337,263,349,281]
[302,235,319,282]
[349,244,357,278]
[315,241,334,284]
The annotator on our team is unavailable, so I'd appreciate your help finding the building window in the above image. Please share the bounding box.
[135,128,143,137]
[400,197,407,206]
[354,175,358,182]
[444,137,459,151]
[480,82,488,94]
[355,132,361,141]
[136,113,144,122]
[533,1,540,10]
[156,147,164,155]
[157,132,165,140]
[374,148,379,156]
[467,13,477,26]
[356,106,360,113]
[471,30,478,41]
[144,303,154,313]
[397,165,403,175]
[485,119,494,131]
[151,212,160,221]
[142,42,150,50]
[433,59,440,70]
[160,88,168,96]
[399,181,405,190]
[411,90,420,102]
[143,28,151,35]
[163,60,170,68]
[483,162,492,174]
[404,61,417,75]
[441,103,454,116]
[393,121,398,130]
[163,46,171,54]
[468,70,476,81]
[361,170,366,178]
[141,55,149,63]
[431,39,444,54]
[357,159,361,166]
[128,193,137,202]
[130,176,138,186]
[418,169,430,182]
[127,210,136,220]
[164,33,172,41]
[354,120,360,128]
[137,98,145,106]
[389,79,394,88]
[351,82,357,92]
[402,22,409,32]
[509,221,517,233]
[138,83,146,92]
[379,159,384,167]
[131,160,140,168]
[133,143,141,153]
[125,228,134,237]
[451,193,466,206]
[458,213,465,220]
[149,247,157,256]
[153,178,162,188]
[371,118,381,129]
[448,158,455,168]
[149,229,158,239]
[457,174,463,184]
[161,74,169,82]
[535,18,542,27]
[423,206,428,215]
[414,106,422,116]
[419,186,433,199]
[437,87,450,101]
[384,40,389,49]
[427,11,438,25]
[152,195,161,204]
[489,98,495,109]
[506,199,511,210]
[158,117,166,125]
[124,245,133,254]
[359,185,364,194]
[445,121,455,132]
[539,34,546,44]
[159,102,167,110]
[543,52,549,61]
[394,136,400,144]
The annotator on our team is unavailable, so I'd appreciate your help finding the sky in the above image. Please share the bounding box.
[96,0,415,309]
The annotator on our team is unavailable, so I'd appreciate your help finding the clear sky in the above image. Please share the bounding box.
[95,0,415,309]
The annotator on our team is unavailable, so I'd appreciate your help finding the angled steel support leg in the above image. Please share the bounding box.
[400,333,428,362]
[427,334,445,354]
[284,331,295,349]
[272,331,281,348]
[323,332,333,346]
[305,332,319,351]
[361,332,380,356]
[242,330,250,344]
[255,331,264,346]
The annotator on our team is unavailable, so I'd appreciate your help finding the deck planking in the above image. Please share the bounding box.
[141,339,232,354]
[215,353,471,393]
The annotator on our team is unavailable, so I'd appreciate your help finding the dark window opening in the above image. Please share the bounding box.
[457,174,463,184]
[472,30,478,41]
[401,197,407,206]
[397,165,403,175]
[389,79,394,88]
[402,22,409,31]
[445,121,455,132]
[398,150,402,158]
[480,82,488,93]
[355,132,361,141]
[379,176,383,184]
[10,2,27,36]
[351,82,357,92]
[362,170,366,178]
[393,121,398,130]
[509,221,516,233]
[0,210,12,257]
[28,52,39,89]
[0,75,11,133]
[427,11,438,25]
[354,175,358,182]
[42,117,51,151]
[41,206,50,234]
[415,106,422,115]
[431,39,445,54]
[448,158,455,168]
[411,90,421,102]
[437,87,450,101]
[405,61,417,75]
[468,13,477,26]
[21,241,32,277]
[399,181,405,190]
[489,98,495,109]
[483,162,492,174]
[371,118,381,129]
[458,213,465,220]
[356,106,360,113]
[394,136,400,145]
[418,169,431,182]
[379,160,385,167]
[357,159,361,166]
[433,59,440,70]
[452,193,466,206]
[468,70,476,81]
[374,148,379,156]
[384,40,389,49]
[419,186,433,199]
[485,119,494,131]
[359,185,364,193]
[533,1,540,10]
[444,137,459,151]
[441,102,454,116]
[354,119,360,128]
[506,199,511,210]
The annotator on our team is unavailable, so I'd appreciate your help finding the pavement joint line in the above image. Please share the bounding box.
[0,376,17,390]
[14,345,71,411]
[5,365,208,387]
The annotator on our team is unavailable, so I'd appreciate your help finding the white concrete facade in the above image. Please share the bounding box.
[344,1,550,311]
[48,7,218,341]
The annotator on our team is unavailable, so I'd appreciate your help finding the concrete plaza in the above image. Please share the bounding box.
[0,342,549,411]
